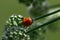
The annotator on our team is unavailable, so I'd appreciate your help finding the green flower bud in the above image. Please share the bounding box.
[19,31,23,35]
[17,15,23,19]
[13,31,17,35]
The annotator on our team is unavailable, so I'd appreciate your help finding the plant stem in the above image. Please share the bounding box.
[33,9,60,21]
[26,17,60,33]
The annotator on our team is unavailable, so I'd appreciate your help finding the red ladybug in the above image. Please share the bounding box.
[23,17,33,27]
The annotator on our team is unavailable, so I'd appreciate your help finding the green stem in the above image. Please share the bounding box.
[33,9,60,21]
[26,17,60,33]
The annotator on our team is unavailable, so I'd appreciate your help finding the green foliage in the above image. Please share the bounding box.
[2,26,30,40]
[6,15,23,26]
[2,0,60,40]
[19,0,33,6]
[2,0,48,40]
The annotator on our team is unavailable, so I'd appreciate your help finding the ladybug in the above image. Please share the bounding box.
[22,17,33,27]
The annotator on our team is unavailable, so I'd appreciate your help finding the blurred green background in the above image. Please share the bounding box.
[0,0,60,40]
